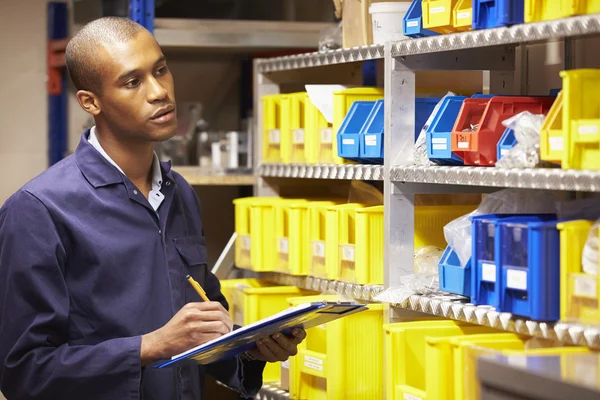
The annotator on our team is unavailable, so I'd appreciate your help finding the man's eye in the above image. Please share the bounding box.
[156,66,168,76]
[125,79,140,88]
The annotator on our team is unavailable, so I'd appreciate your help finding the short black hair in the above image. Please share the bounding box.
[66,17,146,94]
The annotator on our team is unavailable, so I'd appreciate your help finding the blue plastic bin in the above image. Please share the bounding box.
[358,98,439,164]
[473,0,525,30]
[403,0,439,38]
[337,101,376,161]
[438,245,472,297]
[498,216,560,321]
[427,96,467,165]
[497,128,516,160]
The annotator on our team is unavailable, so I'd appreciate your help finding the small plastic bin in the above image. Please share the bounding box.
[309,202,333,280]
[331,88,384,164]
[403,0,440,38]
[422,0,462,34]
[472,0,525,30]
[219,279,274,324]
[337,101,377,162]
[385,320,497,400]
[451,96,555,166]
[525,0,600,23]
[416,204,478,250]
[275,198,308,275]
[453,0,473,30]
[561,69,600,170]
[294,301,385,400]
[325,204,365,281]
[427,95,468,164]
[497,127,516,160]
[558,220,600,325]
[249,197,281,272]
[497,216,559,321]
[540,90,564,165]
[305,94,332,165]
[360,98,440,164]
[233,197,254,269]
[439,245,472,297]
[262,94,283,163]
[280,92,310,164]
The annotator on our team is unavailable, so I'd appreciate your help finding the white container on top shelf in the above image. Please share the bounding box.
[369,1,411,45]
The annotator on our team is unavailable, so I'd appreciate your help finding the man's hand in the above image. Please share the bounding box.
[140,302,233,365]
[246,328,306,363]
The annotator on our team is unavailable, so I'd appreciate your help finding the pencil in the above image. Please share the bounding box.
[186,275,210,302]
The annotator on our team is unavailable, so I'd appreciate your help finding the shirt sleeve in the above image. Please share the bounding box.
[0,190,143,400]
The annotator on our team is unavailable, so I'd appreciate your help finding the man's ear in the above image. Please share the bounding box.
[76,90,101,116]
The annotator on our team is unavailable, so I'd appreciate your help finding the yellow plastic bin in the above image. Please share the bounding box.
[525,0,600,22]
[414,204,478,250]
[280,92,310,164]
[453,0,473,31]
[309,202,332,279]
[262,94,283,163]
[249,197,281,272]
[292,302,385,399]
[330,88,384,164]
[385,320,499,400]
[558,220,600,325]
[275,198,308,275]
[540,90,564,165]
[324,204,364,281]
[220,279,275,325]
[233,197,254,269]
[561,69,600,170]
[306,95,333,165]
[339,205,385,285]
[423,0,461,34]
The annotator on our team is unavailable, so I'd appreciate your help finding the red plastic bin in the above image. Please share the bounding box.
[451,96,555,166]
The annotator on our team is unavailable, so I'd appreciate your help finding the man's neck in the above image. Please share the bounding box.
[94,125,154,191]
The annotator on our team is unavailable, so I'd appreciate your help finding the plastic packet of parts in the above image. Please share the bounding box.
[495,111,547,169]
[374,246,449,304]
[582,219,600,275]
[443,188,559,267]
[319,21,342,51]
[413,92,456,166]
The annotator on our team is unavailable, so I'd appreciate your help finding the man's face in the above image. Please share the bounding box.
[96,30,177,142]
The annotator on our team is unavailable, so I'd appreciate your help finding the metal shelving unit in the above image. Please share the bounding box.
[174,166,256,186]
[258,163,384,180]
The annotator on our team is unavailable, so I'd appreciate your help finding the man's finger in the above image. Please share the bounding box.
[271,333,297,355]
[261,337,288,361]
[291,328,306,343]
[256,340,278,362]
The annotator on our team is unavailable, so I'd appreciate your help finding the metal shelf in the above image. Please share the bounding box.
[261,272,383,302]
[258,163,384,181]
[256,44,385,73]
[174,166,256,186]
[394,294,600,349]
[390,166,600,192]
[256,383,290,400]
[391,14,600,57]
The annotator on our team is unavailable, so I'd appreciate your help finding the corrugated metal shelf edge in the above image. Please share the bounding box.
[390,165,600,192]
[256,44,385,72]
[258,163,384,180]
[394,294,600,349]
[260,272,384,302]
[392,14,600,57]
[174,166,256,186]
[255,383,290,400]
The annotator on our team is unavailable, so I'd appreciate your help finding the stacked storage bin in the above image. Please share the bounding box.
[525,0,600,22]
[540,91,564,165]
[262,94,283,163]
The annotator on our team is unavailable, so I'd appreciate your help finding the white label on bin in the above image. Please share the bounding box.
[304,361,324,371]
[365,134,378,147]
[578,125,598,135]
[268,129,280,144]
[321,128,333,143]
[430,6,445,14]
[500,149,509,156]
[313,241,325,258]
[506,269,528,291]
[432,144,447,150]
[458,141,469,149]
[458,11,471,20]
[549,137,563,151]
[293,128,305,144]
[407,21,419,28]
[432,138,447,144]
[282,360,290,369]
[342,138,355,145]
[241,235,251,250]
[278,238,289,254]
[507,355,528,369]
[482,263,496,282]
[342,245,355,262]
[574,276,597,299]
[304,355,323,365]
[404,394,423,400]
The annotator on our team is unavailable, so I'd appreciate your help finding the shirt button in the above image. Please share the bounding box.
[133,190,138,195]
[158,230,162,235]
[166,181,171,186]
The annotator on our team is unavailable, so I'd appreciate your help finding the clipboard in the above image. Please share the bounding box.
[153,301,366,369]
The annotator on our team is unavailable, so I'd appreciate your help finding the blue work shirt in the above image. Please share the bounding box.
[0,130,265,400]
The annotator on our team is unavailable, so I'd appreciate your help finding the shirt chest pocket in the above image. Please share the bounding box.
[173,236,208,302]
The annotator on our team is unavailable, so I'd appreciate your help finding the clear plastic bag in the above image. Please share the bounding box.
[444,189,558,267]
[582,220,600,275]
[412,92,456,166]
[495,111,546,169]
[318,22,342,52]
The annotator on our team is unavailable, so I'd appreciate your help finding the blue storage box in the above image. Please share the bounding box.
[337,101,376,161]
[438,245,472,297]
[358,98,439,164]
[427,96,467,165]
[473,0,525,30]
[403,0,439,38]
[497,127,516,160]
[497,217,560,321]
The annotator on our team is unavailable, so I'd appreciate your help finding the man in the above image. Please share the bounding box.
[0,17,304,400]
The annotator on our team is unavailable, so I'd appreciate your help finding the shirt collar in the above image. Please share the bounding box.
[75,129,174,189]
